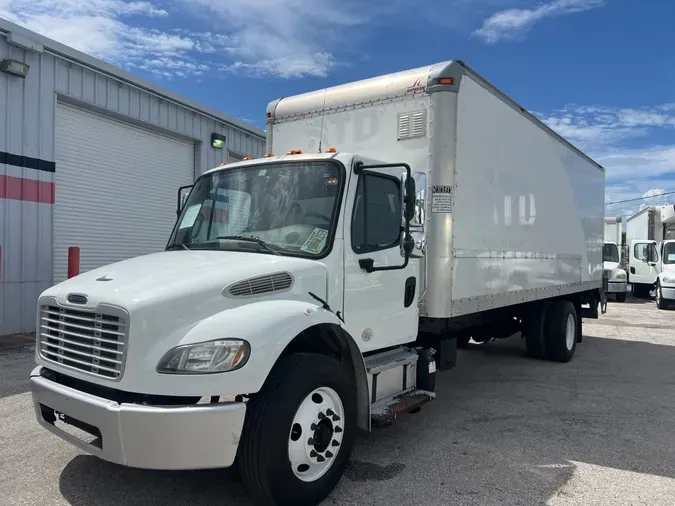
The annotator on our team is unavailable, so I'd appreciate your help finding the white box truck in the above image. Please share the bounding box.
[603,216,627,301]
[626,205,675,307]
[29,60,606,506]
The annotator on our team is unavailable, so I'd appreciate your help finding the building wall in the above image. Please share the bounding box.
[0,25,265,335]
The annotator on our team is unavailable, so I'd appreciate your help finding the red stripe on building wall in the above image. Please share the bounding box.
[0,175,55,204]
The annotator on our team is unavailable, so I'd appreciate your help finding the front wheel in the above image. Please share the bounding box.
[239,353,356,506]
[616,292,627,302]
[656,283,668,310]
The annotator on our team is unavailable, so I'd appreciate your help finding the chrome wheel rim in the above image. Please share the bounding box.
[565,313,576,351]
[288,386,345,482]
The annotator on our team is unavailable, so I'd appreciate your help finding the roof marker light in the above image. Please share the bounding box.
[325,147,337,153]
[264,153,275,158]
[438,78,454,85]
[243,156,255,160]
[287,149,303,155]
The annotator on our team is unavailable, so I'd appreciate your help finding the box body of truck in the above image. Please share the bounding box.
[267,60,605,319]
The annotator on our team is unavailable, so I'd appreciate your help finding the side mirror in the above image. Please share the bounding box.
[177,185,193,216]
[404,176,416,223]
[409,231,426,259]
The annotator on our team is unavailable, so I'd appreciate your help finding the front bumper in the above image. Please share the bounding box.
[30,366,246,470]
[661,286,675,301]
[608,281,628,293]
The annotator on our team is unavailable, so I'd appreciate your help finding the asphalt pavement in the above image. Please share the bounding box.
[1,295,674,505]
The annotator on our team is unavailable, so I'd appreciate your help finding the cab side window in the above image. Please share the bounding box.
[351,174,402,254]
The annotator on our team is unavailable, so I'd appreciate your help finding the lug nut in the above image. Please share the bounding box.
[326,451,334,458]
[310,423,317,430]
[334,426,343,433]
[308,438,315,445]
[332,414,341,421]
[310,450,318,458]
[332,440,340,447]
[317,455,326,463]
[326,409,335,416]
[318,412,326,420]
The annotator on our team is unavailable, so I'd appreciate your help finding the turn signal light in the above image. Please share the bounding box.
[287,149,303,155]
[438,78,454,85]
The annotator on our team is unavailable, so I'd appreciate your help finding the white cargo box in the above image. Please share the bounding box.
[267,60,605,319]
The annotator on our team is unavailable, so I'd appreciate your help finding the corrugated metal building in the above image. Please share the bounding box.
[0,19,266,336]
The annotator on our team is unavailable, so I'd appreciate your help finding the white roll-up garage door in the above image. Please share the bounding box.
[54,102,195,283]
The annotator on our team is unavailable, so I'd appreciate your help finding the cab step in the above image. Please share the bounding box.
[371,389,436,427]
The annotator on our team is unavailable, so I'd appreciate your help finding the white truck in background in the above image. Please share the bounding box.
[29,60,607,506]
[603,216,627,302]
[626,205,675,307]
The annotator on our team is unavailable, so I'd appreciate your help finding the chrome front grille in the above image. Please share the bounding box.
[38,305,128,380]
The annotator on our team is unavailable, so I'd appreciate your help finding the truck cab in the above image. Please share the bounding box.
[603,241,627,302]
[656,240,675,309]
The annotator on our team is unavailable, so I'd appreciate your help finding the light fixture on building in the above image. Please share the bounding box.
[0,59,29,78]
[211,133,226,149]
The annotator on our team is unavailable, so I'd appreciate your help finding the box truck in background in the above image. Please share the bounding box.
[30,60,606,506]
[626,205,675,300]
[603,216,627,302]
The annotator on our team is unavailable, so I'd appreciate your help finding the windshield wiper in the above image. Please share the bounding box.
[214,235,281,256]
[167,243,190,251]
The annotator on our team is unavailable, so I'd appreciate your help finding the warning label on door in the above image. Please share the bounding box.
[431,186,453,213]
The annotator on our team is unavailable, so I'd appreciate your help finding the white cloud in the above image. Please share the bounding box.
[474,0,604,44]
[0,0,205,78]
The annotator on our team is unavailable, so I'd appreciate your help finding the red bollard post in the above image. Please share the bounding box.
[68,247,80,279]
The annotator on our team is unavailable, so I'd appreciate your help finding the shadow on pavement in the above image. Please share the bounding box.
[59,457,251,506]
[57,329,675,505]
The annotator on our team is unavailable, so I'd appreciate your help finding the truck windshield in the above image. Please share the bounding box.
[603,243,619,263]
[664,243,675,264]
[167,161,343,257]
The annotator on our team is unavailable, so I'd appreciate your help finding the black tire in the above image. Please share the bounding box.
[616,292,627,303]
[544,300,578,363]
[239,353,356,506]
[656,282,668,310]
[456,335,470,349]
[523,301,551,359]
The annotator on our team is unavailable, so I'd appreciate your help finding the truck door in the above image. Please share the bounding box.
[342,159,420,352]
[630,240,659,285]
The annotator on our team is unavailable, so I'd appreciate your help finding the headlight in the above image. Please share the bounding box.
[157,339,250,374]
[663,276,675,284]
[611,270,626,281]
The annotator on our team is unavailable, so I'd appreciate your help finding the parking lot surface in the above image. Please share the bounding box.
[1,296,674,505]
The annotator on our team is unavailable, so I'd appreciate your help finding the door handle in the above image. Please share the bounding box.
[630,266,635,274]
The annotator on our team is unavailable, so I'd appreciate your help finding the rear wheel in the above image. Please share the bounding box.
[544,300,578,363]
[523,301,551,359]
[239,353,356,506]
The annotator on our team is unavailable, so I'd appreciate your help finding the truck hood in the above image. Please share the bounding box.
[603,261,622,271]
[42,250,327,311]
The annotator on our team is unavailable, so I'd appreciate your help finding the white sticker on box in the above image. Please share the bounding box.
[431,186,453,213]
[428,360,436,373]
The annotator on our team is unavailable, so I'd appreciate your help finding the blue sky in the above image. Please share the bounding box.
[2,0,674,216]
